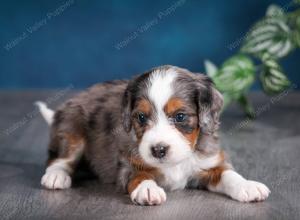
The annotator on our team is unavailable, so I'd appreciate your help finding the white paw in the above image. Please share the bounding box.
[41,169,72,189]
[231,180,270,202]
[130,180,167,205]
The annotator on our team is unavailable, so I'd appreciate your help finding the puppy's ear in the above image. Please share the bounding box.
[196,75,223,134]
[122,71,152,133]
[122,82,133,133]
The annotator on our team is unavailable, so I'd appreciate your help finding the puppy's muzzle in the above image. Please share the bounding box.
[151,144,169,159]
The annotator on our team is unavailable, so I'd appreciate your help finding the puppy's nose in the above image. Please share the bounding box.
[151,144,169,159]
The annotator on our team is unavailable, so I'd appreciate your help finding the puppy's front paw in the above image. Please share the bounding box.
[130,180,167,205]
[41,169,72,189]
[231,180,270,202]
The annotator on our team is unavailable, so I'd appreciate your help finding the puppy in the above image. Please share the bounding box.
[37,65,270,205]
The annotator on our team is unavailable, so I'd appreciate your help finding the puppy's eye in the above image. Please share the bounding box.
[138,112,147,124]
[175,113,187,122]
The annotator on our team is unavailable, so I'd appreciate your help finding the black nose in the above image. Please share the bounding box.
[151,144,169,159]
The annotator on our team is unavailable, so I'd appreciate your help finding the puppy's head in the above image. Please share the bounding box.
[122,66,223,167]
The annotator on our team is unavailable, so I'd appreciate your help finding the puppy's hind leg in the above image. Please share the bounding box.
[41,134,85,190]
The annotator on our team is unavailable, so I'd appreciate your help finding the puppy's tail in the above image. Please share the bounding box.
[35,101,54,126]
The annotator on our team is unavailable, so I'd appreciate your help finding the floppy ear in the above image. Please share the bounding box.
[196,75,223,135]
[122,83,133,133]
[122,71,151,133]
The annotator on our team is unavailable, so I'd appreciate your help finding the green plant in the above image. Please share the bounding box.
[205,1,300,117]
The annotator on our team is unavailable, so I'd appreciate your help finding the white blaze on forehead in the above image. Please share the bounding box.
[148,69,178,110]
[139,68,191,166]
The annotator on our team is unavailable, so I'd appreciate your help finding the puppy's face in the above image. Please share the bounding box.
[123,66,223,167]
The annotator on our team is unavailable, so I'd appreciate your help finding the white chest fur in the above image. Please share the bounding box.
[159,153,220,191]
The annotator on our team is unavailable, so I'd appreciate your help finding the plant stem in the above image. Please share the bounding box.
[237,95,255,118]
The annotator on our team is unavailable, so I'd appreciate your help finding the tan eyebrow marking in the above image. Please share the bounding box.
[135,99,152,114]
[164,98,184,115]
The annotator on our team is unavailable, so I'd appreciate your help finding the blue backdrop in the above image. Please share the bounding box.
[0,0,299,89]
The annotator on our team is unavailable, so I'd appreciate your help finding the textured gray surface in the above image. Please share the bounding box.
[0,91,299,220]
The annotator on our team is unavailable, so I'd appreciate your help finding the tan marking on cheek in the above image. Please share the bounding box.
[184,128,200,148]
[165,98,199,148]
[164,98,184,115]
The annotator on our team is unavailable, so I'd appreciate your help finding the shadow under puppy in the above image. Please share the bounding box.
[37,65,270,205]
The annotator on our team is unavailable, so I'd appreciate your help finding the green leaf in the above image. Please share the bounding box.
[212,54,255,96]
[259,53,291,94]
[204,59,218,78]
[241,15,293,58]
[266,4,285,17]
